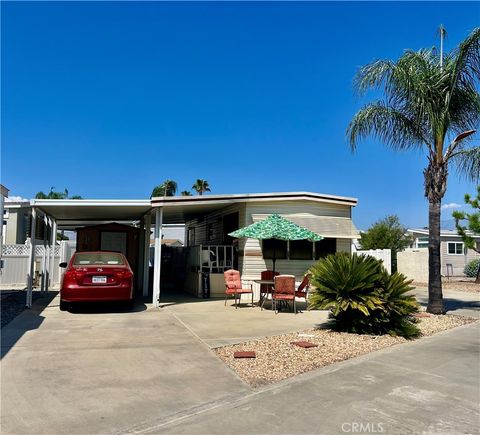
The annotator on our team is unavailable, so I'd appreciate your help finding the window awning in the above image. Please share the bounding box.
[252,214,359,239]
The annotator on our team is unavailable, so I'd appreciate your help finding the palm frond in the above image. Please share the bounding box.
[448,27,480,101]
[451,146,480,182]
[347,102,426,151]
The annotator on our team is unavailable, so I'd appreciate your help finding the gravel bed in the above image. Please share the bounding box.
[1,290,44,328]
[413,278,479,293]
[214,315,477,388]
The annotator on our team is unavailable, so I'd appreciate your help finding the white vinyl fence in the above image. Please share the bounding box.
[0,241,76,287]
[356,249,392,274]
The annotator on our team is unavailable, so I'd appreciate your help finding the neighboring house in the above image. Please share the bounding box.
[407,228,480,276]
[3,201,32,244]
[1,185,9,270]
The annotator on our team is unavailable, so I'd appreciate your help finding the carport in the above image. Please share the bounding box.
[27,199,156,307]
[28,195,245,308]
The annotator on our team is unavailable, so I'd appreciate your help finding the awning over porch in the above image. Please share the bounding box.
[252,214,359,239]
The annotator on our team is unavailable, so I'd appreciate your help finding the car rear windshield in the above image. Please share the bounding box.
[73,253,125,266]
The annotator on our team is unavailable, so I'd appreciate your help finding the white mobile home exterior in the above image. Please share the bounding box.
[183,192,359,286]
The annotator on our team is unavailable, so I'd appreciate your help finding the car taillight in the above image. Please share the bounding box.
[63,268,85,284]
[63,269,77,284]
[116,270,133,279]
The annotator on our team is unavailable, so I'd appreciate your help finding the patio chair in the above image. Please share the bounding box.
[223,269,254,309]
[260,270,280,310]
[272,275,296,314]
[295,274,311,311]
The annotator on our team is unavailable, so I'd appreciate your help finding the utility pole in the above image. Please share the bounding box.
[439,24,446,71]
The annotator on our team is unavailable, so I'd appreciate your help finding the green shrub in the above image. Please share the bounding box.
[308,253,420,338]
[464,258,480,278]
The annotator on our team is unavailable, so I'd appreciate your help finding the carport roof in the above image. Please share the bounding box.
[31,199,152,228]
[32,192,358,228]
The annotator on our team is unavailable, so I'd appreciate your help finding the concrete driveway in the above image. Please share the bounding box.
[1,294,251,435]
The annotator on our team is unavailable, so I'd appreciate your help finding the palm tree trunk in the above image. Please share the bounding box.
[427,200,444,314]
[424,159,447,314]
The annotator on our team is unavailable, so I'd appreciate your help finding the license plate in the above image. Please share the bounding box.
[92,276,107,284]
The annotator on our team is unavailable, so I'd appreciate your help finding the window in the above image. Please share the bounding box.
[262,239,287,259]
[289,240,313,260]
[314,238,336,260]
[73,252,125,265]
[416,237,428,248]
[447,242,464,255]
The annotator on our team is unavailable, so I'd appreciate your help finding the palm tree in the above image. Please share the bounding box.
[181,190,192,196]
[347,27,480,314]
[151,180,177,197]
[35,187,82,199]
[192,179,211,195]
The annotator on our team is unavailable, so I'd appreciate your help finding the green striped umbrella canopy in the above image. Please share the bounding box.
[228,214,322,273]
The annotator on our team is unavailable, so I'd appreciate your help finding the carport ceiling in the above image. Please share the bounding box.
[31,199,229,227]
[32,199,152,227]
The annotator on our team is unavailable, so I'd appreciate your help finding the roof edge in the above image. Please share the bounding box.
[151,191,358,206]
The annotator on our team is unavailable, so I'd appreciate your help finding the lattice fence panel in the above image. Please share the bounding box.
[2,244,30,256]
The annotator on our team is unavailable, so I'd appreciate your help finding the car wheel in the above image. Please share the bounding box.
[125,299,134,310]
[60,300,68,311]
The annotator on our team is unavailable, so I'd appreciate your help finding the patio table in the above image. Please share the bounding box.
[254,279,275,309]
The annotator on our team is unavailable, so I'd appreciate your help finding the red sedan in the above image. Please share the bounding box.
[60,251,134,310]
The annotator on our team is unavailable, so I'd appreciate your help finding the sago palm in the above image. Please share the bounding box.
[347,27,480,314]
[192,179,211,195]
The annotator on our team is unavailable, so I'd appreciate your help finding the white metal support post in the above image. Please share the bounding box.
[137,219,145,292]
[27,207,37,307]
[42,215,49,293]
[143,213,151,297]
[152,208,163,307]
[49,218,57,288]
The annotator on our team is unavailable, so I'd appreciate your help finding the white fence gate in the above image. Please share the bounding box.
[356,249,392,274]
[0,241,76,287]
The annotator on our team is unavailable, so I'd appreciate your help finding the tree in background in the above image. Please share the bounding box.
[151,180,177,197]
[192,179,211,195]
[453,185,480,283]
[35,187,82,199]
[181,190,192,196]
[359,215,412,273]
[347,27,480,314]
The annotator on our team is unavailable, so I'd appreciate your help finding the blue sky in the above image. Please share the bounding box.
[2,1,478,229]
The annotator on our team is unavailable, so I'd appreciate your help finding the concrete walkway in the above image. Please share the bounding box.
[136,322,480,435]
[413,287,480,318]
[162,296,329,348]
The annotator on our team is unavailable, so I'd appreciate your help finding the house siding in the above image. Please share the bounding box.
[240,200,355,280]
[185,203,247,246]
[4,208,30,244]
[441,237,479,276]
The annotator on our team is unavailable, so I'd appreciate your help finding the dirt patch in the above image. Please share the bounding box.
[1,290,44,328]
[413,278,479,293]
[214,315,477,387]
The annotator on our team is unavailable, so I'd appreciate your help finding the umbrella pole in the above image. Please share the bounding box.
[272,240,276,275]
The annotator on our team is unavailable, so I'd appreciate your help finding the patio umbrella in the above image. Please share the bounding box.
[228,214,323,274]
